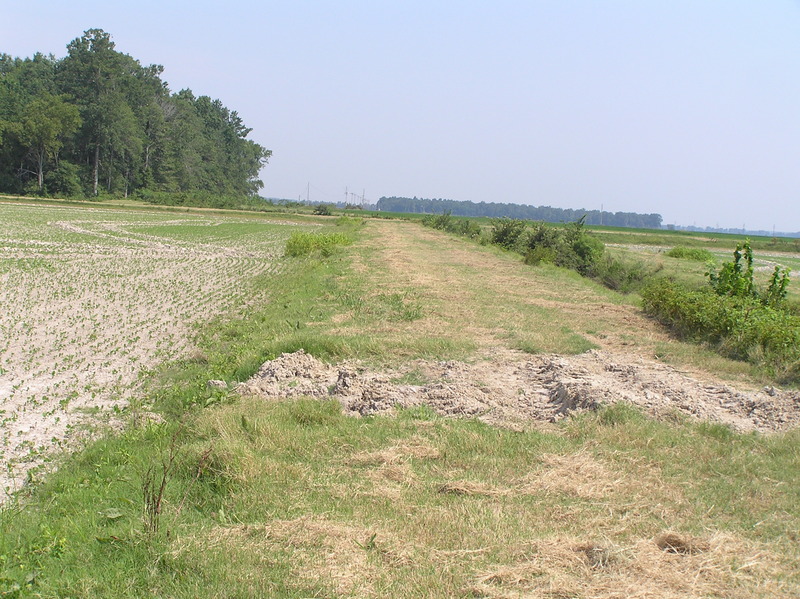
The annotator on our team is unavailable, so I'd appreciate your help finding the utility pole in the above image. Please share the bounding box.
[345,186,348,205]
[362,189,366,208]
[307,182,310,204]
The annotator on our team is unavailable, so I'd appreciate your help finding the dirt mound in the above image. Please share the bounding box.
[238,349,800,433]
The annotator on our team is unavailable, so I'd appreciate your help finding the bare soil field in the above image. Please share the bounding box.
[0,202,292,495]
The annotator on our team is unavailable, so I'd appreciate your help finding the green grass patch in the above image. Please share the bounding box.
[284,230,352,257]
[666,246,715,262]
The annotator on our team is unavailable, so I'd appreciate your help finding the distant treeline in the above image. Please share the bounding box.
[377,196,663,229]
[0,29,270,200]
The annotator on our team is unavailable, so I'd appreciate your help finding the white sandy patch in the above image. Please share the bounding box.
[0,203,290,497]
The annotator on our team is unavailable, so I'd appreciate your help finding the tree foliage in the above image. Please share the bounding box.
[0,30,270,199]
[378,196,662,229]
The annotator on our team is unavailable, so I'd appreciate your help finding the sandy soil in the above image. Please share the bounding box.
[236,221,800,434]
[0,203,286,496]
[239,348,800,433]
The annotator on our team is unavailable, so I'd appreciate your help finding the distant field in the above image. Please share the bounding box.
[0,201,302,493]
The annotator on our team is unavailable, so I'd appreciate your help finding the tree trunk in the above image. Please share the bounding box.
[92,143,100,196]
[36,148,44,192]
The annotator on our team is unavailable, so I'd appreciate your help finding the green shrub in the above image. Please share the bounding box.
[641,278,800,382]
[706,240,791,307]
[523,245,557,266]
[313,203,333,216]
[285,231,351,257]
[490,217,527,251]
[666,246,714,262]
[455,218,482,239]
[421,211,454,231]
[521,217,603,275]
[45,162,84,198]
[421,212,483,239]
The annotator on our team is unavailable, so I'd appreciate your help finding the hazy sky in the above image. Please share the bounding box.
[3,1,800,231]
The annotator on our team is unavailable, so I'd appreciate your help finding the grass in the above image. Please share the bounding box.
[284,230,352,257]
[1,208,799,597]
[2,400,798,597]
[666,246,716,262]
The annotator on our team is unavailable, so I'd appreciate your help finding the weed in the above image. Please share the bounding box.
[707,239,791,307]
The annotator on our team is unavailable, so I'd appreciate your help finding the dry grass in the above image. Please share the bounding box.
[348,438,442,467]
[355,221,762,384]
[519,450,622,499]
[438,480,511,497]
[471,532,791,599]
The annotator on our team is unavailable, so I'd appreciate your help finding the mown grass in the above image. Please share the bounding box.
[1,212,799,597]
[2,399,798,597]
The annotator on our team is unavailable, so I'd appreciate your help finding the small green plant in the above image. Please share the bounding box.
[706,240,791,307]
[142,440,176,535]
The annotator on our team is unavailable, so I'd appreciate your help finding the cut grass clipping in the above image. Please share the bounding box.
[285,231,352,257]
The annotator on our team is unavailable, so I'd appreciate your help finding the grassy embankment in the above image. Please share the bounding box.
[1,211,799,597]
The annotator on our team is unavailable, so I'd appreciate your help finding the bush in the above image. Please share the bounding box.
[666,246,714,262]
[45,162,84,198]
[490,217,527,251]
[421,211,454,231]
[134,190,271,210]
[521,217,603,275]
[421,211,483,239]
[455,218,482,239]
[523,245,557,266]
[313,203,333,216]
[707,240,790,307]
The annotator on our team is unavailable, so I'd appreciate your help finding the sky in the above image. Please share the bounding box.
[2,1,800,232]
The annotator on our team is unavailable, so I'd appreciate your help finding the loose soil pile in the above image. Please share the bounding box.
[239,349,800,433]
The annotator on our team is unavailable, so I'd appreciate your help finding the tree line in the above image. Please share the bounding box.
[0,29,270,200]
[377,196,663,229]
